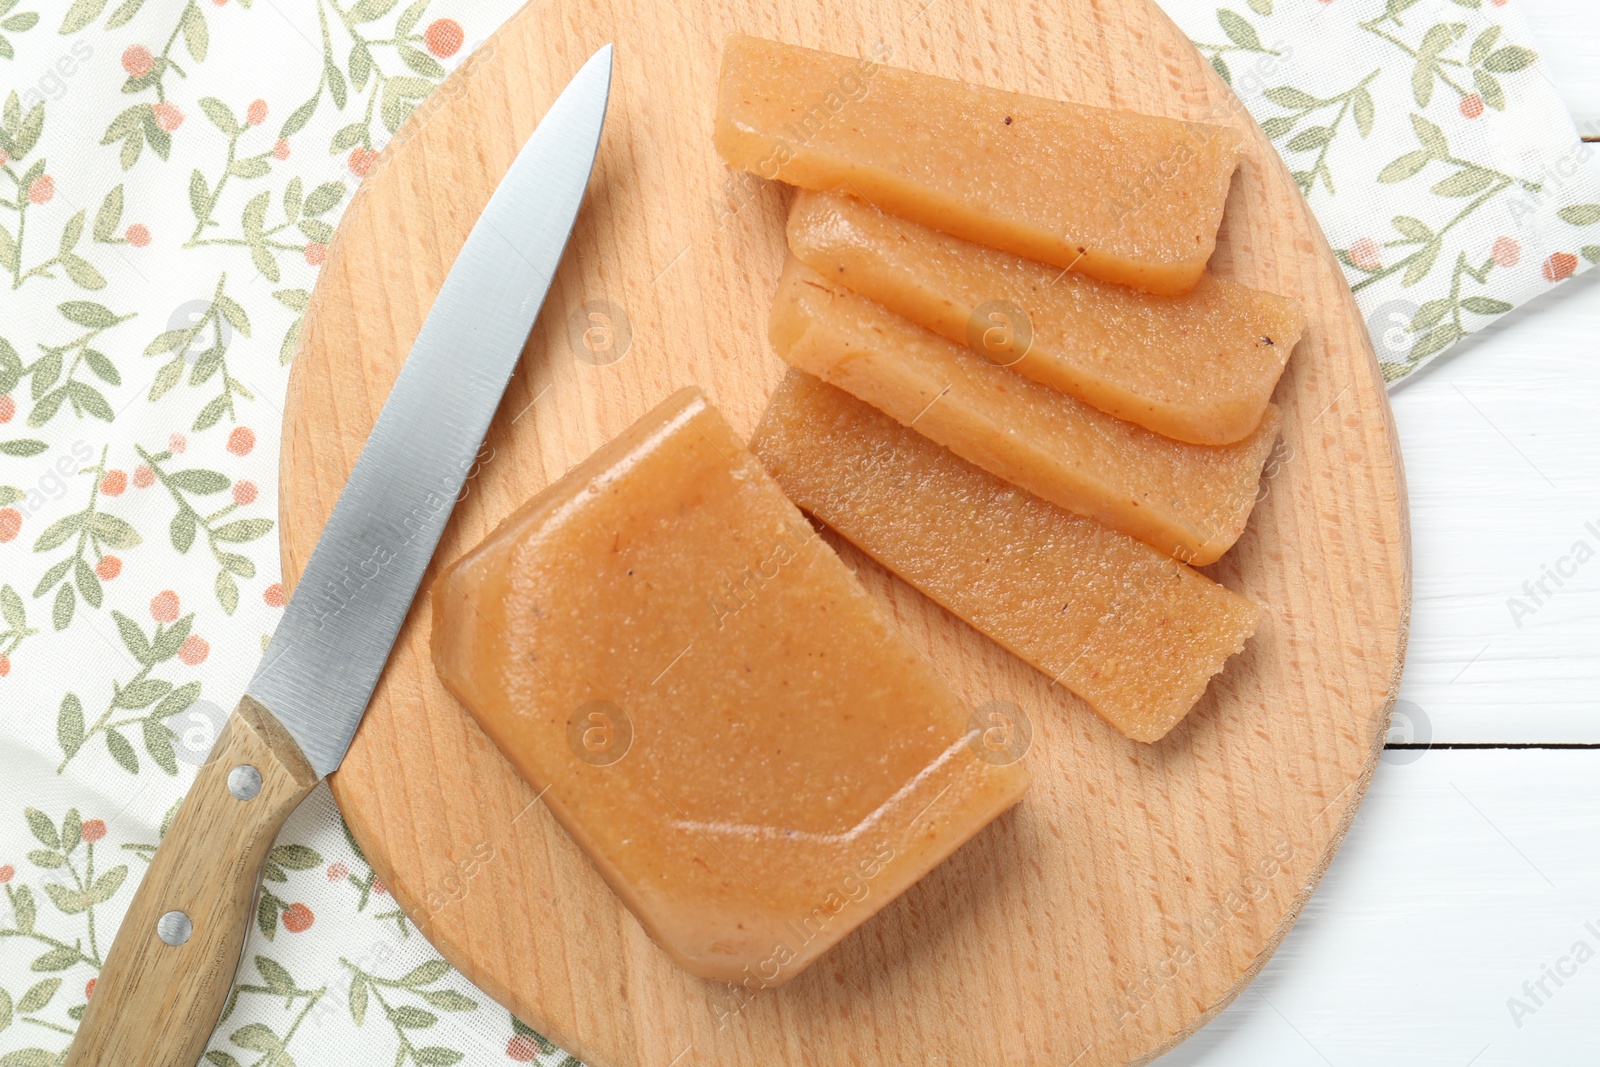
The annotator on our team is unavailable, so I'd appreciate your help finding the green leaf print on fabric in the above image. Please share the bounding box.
[508,1013,580,1066]
[0,587,36,673]
[1189,6,1280,86]
[1341,114,1542,294]
[0,0,40,62]
[253,843,324,941]
[30,446,139,631]
[89,0,239,168]
[271,289,310,366]
[342,956,478,1067]
[135,435,273,614]
[1557,204,1600,269]
[54,598,204,774]
[1260,71,1380,196]
[2,99,112,291]
[2,808,131,982]
[182,124,346,282]
[6,303,137,430]
[1359,7,1540,116]
[1176,0,1600,384]
[143,274,257,428]
[279,0,453,176]
[205,957,326,1067]
[328,818,410,937]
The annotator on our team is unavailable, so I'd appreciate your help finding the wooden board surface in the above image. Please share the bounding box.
[275,0,1411,1063]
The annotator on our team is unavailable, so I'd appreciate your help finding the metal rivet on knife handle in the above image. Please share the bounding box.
[156,911,192,947]
[228,765,263,801]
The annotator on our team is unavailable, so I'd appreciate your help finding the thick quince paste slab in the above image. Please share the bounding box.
[431,387,1028,984]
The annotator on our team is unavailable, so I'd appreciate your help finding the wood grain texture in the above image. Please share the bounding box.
[276,0,1411,1063]
[64,696,318,1067]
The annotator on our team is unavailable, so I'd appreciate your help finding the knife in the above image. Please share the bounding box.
[63,44,613,1067]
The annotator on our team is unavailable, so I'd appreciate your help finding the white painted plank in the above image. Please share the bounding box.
[1156,749,1600,1066]
[1389,268,1600,743]
[1521,0,1600,134]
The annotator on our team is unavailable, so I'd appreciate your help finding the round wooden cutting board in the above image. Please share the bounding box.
[278,0,1411,1062]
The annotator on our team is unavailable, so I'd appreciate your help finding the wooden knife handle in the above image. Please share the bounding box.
[64,694,320,1067]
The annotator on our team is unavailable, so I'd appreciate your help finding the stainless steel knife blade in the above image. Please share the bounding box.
[248,44,613,778]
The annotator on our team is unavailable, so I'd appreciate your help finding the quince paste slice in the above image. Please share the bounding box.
[715,34,1242,296]
[787,189,1303,445]
[751,370,1261,742]
[769,258,1281,565]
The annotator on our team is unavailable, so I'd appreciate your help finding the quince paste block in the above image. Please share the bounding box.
[769,258,1281,565]
[430,387,1028,985]
[751,371,1262,742]
[714,34,1243,296]
[788,189,1304,446]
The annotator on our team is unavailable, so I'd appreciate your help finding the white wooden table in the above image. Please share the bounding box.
[1157,2,1600,1062]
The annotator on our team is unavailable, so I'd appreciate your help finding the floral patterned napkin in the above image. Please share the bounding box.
[1160,0,1600,382]
[0,2,1593,1065]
